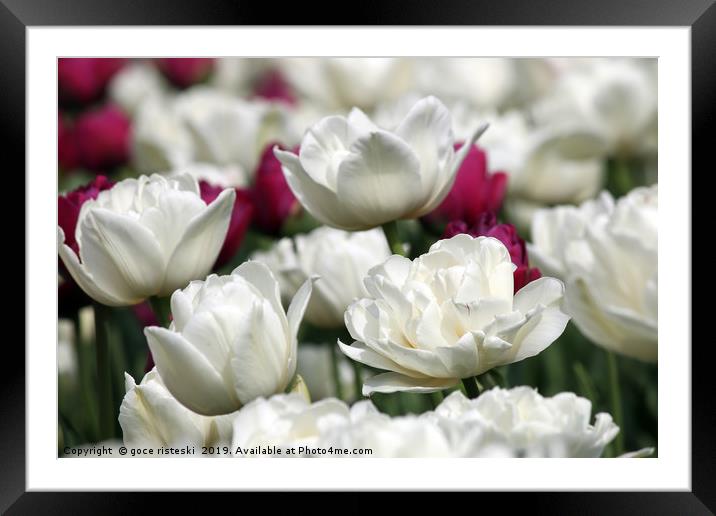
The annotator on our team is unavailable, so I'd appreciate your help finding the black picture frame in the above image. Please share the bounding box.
[3,0,707,512]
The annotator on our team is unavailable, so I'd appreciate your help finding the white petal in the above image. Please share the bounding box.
[513,276,565,314]
[231,301,290,404]
[275,147,366,230]
[299,115,362,188]
[336,130,423,225]
[57,227,132,306]
[233,260,288,338]
[362,372,457,395]
[510,305,570,362]
[145,326,238,415]
[81,208,165,298]
[434,332,480,378]
[347,107,380,135]
[395,96,453,199]
[162,188,235,295]
[338,339,417,377]
[420,123,489,214]
[287,276,315,339]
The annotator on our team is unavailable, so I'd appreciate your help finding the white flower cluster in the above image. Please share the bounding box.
[529,185,658,362]
[119,381,618,458]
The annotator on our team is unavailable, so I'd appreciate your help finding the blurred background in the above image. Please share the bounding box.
[58,57,657,456]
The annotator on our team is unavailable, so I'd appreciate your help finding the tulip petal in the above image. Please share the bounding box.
[347,107,379,135]
[81,208,166,298]
[421,123,489,214]
[510,305,570,362]
[362,372,457,395]
[395,96,453,198]
[275,147,366,230]
[145,326,238,415]
[336,131,423,225]
[233,260,288,337]
[231,300,290,405]
[138,190,206,256]
[434,332,480,379]
[58,226,131,306]
[299,115,362,188]
[287,276,315,339]
[338,340,420,377]
[513,276,565,314]
[162,188,235,295]
[363,336,455,378]
[169,280,205,332]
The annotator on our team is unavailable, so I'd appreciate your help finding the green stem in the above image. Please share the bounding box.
[330,344,345,401]
[607,351,625,456]
[612,156,634,197]
[461,376,483,399]
[381,221,405,256]
[429,391,444,409]
[72,311,97,441]
[479,371,499,390]
[93,303,114,440]
[351,361,364,400]
[573,362,598,406]
[149,296,171,327]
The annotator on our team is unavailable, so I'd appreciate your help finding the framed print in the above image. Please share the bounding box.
[3,0,710,512]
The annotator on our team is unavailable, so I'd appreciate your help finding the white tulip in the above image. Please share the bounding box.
[132,87,300,176]
[507,125,607,206]
[376,102,607,227]
[371,96,529,176]
[252,227,391,328]
[209,58,272,96]
[231,394,452,458]
[415,58,557,111]
[231,394,351,456]
[144,261,314,415]
[108,61,167,116]
[535,58,657,156]
[432,388,619,458]
[339,234,570,395]
[278,57,414,111]
[274,96,487,231]
[229,388,618,458]
[174,87,299,173]
[528,192,615,279]
[132,98,195,174]
[57,174,235,306]
[477,110,608,229]
[119,369,235,448]
[316,402,455,458]
[529,185,658,362]
[414,58,521,111]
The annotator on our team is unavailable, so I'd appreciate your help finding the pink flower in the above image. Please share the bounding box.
[443,213,542,293]
[58,114,80,172]
[199,182,254,268]
[422,143,507,232]
[155,58,214,88]
[249,143,300,234]
[58,58,126,105]
[252,69,296,106]
[58,175,115,255]
[74,104,131,171]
